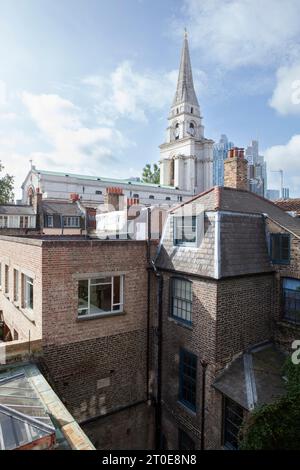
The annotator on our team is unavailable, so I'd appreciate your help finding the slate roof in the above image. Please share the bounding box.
[156,186,300,278]
[41,200,83,216]
[172,186,300,238]
[0,204,35,216]
[213,343,287,410]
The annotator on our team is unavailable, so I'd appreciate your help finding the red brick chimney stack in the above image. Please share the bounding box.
[104,187,125,211]
[224,147,249,191]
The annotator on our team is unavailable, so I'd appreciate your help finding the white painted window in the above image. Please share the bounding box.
[14,269,19,302]
[0,216,8,228]
[46,215,54,227]
[23,275,33,310]
[78,275,124,318]
[5,265,9,295]
[64,216,80,227]
[173,215,197,246]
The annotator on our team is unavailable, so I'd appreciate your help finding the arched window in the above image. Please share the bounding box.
[191,107,193,114]
[175,123,179,140]
[189,122,195,136]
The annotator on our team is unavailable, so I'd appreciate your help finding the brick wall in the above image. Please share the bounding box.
[216,274,274,365]
[265,219,300,352]
[157,271,220,449]
[82,402,154,450]
[0,237,43,342]
[158,270,275,449]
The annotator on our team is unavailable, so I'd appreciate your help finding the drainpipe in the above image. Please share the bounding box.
[200,360,208,450]
[151,259,163,450]
[146,208,151,401]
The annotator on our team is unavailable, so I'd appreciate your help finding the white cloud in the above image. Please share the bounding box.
[177,0,300,69]
[84,61,180,123]
[265,135,300,195]
[21,92,132,171]
[0,80,7,106]
[84,61,207,123]
[269,64,300,115]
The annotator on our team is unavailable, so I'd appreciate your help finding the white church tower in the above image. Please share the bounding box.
[159,31,214,194]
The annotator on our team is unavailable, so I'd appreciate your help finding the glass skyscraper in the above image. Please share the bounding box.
[213,134,234,186]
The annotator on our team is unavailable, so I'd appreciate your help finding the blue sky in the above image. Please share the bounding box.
[1,0,300,198]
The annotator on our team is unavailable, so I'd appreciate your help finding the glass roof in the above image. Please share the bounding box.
[0,372,55,450]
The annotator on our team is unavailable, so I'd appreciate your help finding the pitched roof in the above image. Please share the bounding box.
[274,198,300,215]
[172,186,300,238]
[172,32,199,108]
[41,200,83,216]
[0,204,35,216]
[213,343,286,410]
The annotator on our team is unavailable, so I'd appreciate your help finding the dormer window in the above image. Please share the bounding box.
[173,215,197,246]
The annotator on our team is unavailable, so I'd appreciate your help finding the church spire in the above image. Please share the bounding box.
[172,30,199,108]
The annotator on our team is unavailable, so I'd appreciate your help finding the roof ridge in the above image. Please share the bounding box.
[170,186,216,212]
[222,186,291,215]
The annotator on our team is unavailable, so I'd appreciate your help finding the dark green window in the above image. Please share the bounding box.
[270,233,290,264]
[282,278,300,324]
[179,349,197,411]
[170,278,192,324]
[223,397,244,450]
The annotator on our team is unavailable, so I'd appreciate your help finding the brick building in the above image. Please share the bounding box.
[0,148,299,450]
[152,149,300,449]
[0,235,156,449]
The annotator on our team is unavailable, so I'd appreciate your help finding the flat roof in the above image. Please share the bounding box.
[0,234,156,247]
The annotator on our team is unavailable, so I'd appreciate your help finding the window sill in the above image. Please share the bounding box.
[177,400,197,417]
[168,316,193,330]
[277,319,300,329]
[20,308,35,323]
[77,311,125,322]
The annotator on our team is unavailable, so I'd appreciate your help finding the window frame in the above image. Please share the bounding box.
[170,277,192,325]
[173,215,197,247]
[46,215,54,228]
[179,348,197,412]
[23,275,34,311]
[223,396,244,450]
[13,269,19,303]
[4,264,9,295]
[282,277,300,325]
[63,216,80,228]
[78,275,124,319]
[270,233,290,265]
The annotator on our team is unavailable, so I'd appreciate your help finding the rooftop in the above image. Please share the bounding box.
[213,343,287,411]
[274,198,300,216]
[30,168,177,191]
[0,363,94,450]
[172,186,300,238]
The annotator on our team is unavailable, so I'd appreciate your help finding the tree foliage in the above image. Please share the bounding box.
[240,357,300,450]
[0,162,14,204]
[142,163,160,184]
